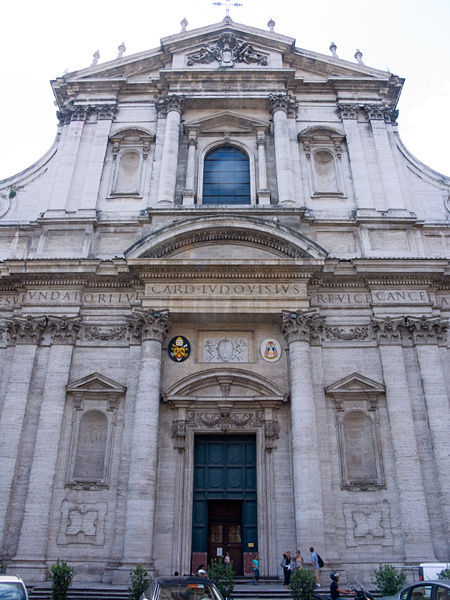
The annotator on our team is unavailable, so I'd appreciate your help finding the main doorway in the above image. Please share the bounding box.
[192,435,257,575]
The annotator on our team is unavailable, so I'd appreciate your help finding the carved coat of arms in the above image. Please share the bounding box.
[187,32,268,68]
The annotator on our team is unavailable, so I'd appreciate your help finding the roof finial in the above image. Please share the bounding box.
[91,50,100,66]
[354,49,364,64]
[117,42,126,59]
[267,18,275,32]
[180,17,188,32]
[329,41,338,58]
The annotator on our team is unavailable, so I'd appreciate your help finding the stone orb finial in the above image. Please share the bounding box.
[268,18,275,31]
[181,17,188,32]
[91,50,100,66]
[329,41,338,58]
[117,42,126,59]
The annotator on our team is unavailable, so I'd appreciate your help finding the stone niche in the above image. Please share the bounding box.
[325,373,386,490]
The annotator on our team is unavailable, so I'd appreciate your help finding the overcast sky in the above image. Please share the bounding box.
[1,0,449,180]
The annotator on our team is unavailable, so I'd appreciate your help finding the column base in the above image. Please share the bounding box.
[6,559,48,582]
[182,190,196,206]
[257,190,271,206]
[110,561,156,585]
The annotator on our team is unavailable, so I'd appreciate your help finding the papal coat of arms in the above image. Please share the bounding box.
[168,336,191,362]
[260,338,281,362]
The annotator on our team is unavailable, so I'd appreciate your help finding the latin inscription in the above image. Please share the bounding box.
[312,290,431,306]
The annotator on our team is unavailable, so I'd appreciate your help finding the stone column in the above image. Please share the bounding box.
[157,95,184,205]
[281,310,325,548]
[407,316,450,549]
[182,131,197,205]
[256,130,270,205]
[337,103,373,210]
[364,105,406,212]
[119,309,169,577]
[371,317,434,560]
[0,316,46,549]
[269,94,296,206]
[79,103,117,216]
[12,316,81,579]
[46,106,89,217]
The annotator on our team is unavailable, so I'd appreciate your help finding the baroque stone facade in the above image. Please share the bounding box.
[0,17,449,585]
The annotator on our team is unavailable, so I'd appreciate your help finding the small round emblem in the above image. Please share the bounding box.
[260,338,281,362]
[168,336,191,362]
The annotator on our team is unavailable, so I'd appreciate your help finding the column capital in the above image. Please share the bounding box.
[371,316,405,345]
[156,94,185,117]
[363,104,390,121]
[281,309,325,344]
[406,316,449,345]
[268,93,297,117]
[47,315,82,345]
[5,315,47,345]
[127,309,169,343]
[337,103,359,120]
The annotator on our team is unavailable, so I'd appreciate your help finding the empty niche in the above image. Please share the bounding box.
[115,151,141,194]
[73,410,108,481]
[313,150,339,193]
[342,411,377,482]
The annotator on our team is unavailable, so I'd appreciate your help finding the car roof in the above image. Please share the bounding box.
[156,576,213,586]
[0,576,25,583]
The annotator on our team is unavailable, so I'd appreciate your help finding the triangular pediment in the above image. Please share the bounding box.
[67,372,127,394]
[325,373,385,395]
[185,111,269,135]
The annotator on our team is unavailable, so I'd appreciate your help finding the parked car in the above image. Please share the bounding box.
[381,579,450,600]
[0,575,28,600]
[139,576,224,600]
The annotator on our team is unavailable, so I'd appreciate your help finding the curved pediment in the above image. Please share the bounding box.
[124,215,328,260]
[163,367,287,402]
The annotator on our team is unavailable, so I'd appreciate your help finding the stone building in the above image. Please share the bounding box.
[0,16,449,584]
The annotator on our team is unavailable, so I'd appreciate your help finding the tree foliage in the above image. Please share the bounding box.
[372,564,406,596]
[289,568,317,600]
[128,564,151,600]
[207,558,234,599]
[439,569,450,580]
[49,559,76,600]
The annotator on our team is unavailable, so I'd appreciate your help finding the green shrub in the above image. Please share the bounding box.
[372,564,406,596]
[128,564,151,600]
[439,568,450,579]
[49,559,75,600]
[207,558,234,599]
[289,568,317,600]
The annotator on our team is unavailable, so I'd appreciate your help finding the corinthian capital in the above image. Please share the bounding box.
[268,94,297,117]
[281,310,325,344]
[156,94,185,117]
[406,316,449,345]
[337,103,359,120]
[47,315,82,344]
[371,316,406,345]
[5,315,47,345]
[127,309,169,343]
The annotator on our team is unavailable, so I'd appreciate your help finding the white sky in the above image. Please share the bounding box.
[1,0,449,180]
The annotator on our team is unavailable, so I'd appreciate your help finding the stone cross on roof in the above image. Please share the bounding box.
[213,0,243,19]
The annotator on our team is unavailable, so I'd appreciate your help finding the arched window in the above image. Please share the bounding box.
[203,146,250,205]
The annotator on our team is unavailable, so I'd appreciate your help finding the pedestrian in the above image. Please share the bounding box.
[309,547,321,587]
[295,549,304,569]
[280,550,292,588]
[197,564,207,577]
[224,552,231,565]
[252,554,260,585]
[329,572,355,599]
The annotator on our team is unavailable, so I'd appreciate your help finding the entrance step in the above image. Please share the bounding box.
[29,585,128,600]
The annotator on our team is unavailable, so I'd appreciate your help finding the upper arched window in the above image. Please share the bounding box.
[203,146,250,205]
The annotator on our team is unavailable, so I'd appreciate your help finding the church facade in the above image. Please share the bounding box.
[0,17,449,584]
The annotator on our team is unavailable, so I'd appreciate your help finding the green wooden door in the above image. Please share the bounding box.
[192,435,257,572]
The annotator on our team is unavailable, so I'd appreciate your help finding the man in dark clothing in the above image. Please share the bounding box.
[330,572,354,599]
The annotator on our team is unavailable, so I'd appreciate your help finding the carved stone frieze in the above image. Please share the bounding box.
[83,325,127,341]
[126,309,169,343]
[203,337,248,363]
[5,315,47,345]
[268,94,297,117]
[156,95,185,116]
[281,310,325,344]
[323,325,370,341]
[186,32,268,67]
[47,316,82,344]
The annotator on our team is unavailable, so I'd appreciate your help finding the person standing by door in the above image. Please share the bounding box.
[309,547,321,587]
[281,550,292,588]
[252,554,260,585]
